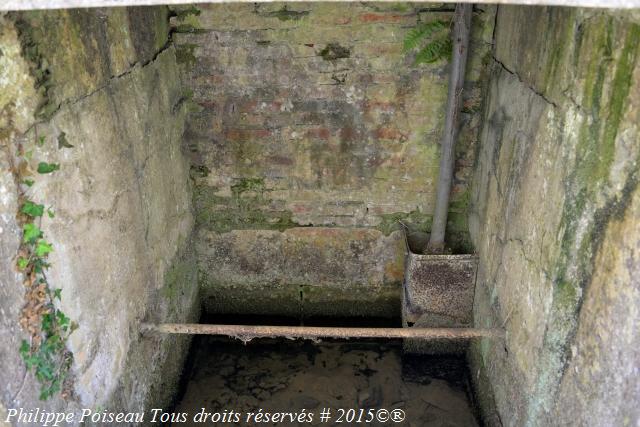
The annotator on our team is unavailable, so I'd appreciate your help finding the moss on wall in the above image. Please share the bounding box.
[178,3,494,260]
[194,181,300,233]
[12,7,171,114]
[471,6,640,426]
[1,6,196,416]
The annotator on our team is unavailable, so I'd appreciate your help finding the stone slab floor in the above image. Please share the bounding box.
[172,338,479,427]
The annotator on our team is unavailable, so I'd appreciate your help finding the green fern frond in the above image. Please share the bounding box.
[402,20,449,53]
[414,35,452,64]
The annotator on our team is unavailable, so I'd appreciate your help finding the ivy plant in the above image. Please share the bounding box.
[17,136,76,400]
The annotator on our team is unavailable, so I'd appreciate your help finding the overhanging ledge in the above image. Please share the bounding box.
[2,0,640,12]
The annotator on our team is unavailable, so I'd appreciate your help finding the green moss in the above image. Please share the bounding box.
[172,5,201,21]
[175,43,197,66]
[376,208,472,253]
[319,43,351,61]
[387,3,411,12]
[13,14,56,120]
[172,24,207,34]
[542,8,575,94]
[200,280,302,317]
[449,187,470,213]
[553,280,579,311]
[571,19,640,196]
[264,6,310,22]
[602,23,640,170]
[189,164,209,179]
[529,20,640,422]
[162,254,197,302]
[301,284,400,318]
[377,209,432,235]
[182,87,194,100]
[194,182,299,233]
[231,177,265,195]
[126,6,171,59]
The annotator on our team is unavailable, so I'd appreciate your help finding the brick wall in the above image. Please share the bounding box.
[173,2,494,252]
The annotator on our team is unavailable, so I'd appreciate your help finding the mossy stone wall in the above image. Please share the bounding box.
[0,7,197,417]
[469,6,640,425]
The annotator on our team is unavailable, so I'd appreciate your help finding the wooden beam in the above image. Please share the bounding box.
[141,323,505,341]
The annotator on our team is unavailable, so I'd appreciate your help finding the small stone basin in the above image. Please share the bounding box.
[402,253,478,354]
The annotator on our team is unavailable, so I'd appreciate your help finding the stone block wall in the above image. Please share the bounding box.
[174,2,495,317]
[0,7,197,417]
[469,6,640,426]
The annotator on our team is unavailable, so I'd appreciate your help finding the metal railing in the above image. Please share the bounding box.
[141,323,505,341]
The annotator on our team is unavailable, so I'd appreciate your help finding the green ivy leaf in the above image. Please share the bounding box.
[47,208,55,219]
[56,311,70,330]
[23,179,35,187]
[35,240,53,257]
[17,257,29,270]
[21,201,45,217]
[41,313,53,331]
[37,162,60,174]
[53,289,62,300]
[19,340,30,356]
[32,257,50,273]
[23,223,43,243]
[37,136,46,147]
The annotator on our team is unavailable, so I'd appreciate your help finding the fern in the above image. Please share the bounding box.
[415,36,452,64]
[403,20,448,52]
[403,19,452,64]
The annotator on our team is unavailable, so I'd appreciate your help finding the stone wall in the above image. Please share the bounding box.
[0,7,197,417]
[469,6,640,426]
[174,2,494,317]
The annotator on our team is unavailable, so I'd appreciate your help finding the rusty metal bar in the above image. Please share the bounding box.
[141,323,505,340]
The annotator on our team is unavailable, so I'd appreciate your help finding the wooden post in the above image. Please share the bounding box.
[427,3,473,253]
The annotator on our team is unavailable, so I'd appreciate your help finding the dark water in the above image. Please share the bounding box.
[171,335,480,427]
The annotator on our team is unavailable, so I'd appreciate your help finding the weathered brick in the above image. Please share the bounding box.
[180,2,492,249]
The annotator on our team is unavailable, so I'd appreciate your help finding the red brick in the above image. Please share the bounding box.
[306,127,331,140]
[364,101,397,113]
[267,155,294,166]
[359,13,403,23]
[225,128,272,141]
[291,203,313,214]
[197,100,217,110]
[374,126,408,141]
[339,127,359,142]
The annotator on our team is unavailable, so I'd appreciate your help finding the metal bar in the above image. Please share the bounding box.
[428,3,472,253]
[2,0,640,11]
[141,323,505,340]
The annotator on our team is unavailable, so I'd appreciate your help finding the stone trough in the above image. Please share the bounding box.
[402,252,478,354]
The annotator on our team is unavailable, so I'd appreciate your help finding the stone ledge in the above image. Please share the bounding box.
[198,227,406,317]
